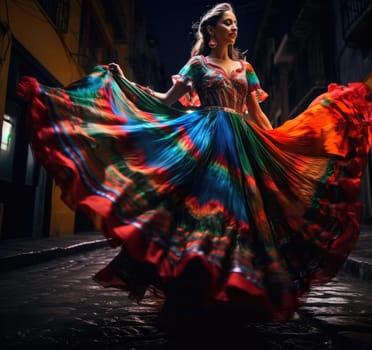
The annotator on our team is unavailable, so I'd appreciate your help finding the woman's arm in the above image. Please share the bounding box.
[149,83,189,106]
[108,62,189,107]
[245,92,273,130]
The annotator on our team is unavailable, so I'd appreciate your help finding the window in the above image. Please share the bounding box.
[37,0,70,33]
[78,1,117,73]
[0,114,16,181]
[341,0,372,48]
[1,115,13,152]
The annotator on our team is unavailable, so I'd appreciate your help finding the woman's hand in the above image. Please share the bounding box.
[108,63,125,77]
[246,92,273,130]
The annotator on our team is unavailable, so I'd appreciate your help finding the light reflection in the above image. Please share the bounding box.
[1,114,13,151]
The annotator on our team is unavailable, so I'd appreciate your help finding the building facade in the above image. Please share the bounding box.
[0,0,165,239]
[252,0,372,222]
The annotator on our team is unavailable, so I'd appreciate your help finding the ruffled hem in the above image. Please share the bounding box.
[93,243,298,321]
[17,67,372,322]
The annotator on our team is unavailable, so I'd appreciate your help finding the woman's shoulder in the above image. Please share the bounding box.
[176,55,204,75]
[242,60,256,72]
[187,55,204,65]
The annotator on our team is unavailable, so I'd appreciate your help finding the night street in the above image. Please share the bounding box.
[1,1,372,349]
[1,247,372,350]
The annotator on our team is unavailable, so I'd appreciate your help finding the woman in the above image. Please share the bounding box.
[17,2,372,327]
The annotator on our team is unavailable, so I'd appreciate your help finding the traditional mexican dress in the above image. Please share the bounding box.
[17,54,372,321]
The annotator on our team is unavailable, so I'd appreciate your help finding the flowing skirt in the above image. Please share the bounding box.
[17,65,372,321]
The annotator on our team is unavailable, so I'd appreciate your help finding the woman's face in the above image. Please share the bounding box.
[210,11,238,46]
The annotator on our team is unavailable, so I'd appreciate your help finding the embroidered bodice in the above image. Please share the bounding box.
[172,55,268,113]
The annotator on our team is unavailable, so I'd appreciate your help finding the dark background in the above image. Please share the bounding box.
[141,0,266,79]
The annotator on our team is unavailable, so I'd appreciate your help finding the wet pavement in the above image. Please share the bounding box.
[342,229,372,282]
[300,273,372,349]
[0,246,372,349]
[0,232,108,272]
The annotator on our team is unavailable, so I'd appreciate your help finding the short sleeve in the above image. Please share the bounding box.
[171,56,202,107]
[245,62,269,103]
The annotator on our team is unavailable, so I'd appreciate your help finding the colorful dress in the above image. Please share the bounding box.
[17,54,372,322]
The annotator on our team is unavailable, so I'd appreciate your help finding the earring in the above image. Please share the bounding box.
[208,37,217,49]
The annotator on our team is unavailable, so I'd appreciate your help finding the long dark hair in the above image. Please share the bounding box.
[190,2,242,59]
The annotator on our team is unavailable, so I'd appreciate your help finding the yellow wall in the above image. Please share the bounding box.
[365,72,372,90]
[50,184,75,237]
[5,0,84,84]
[0,0,135,237]
[0,0,87,237]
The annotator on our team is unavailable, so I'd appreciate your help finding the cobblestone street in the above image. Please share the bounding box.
[0,247,371,349]
[1,0,372,349]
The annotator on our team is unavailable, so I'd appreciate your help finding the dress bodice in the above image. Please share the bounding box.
[172,55,268,114]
